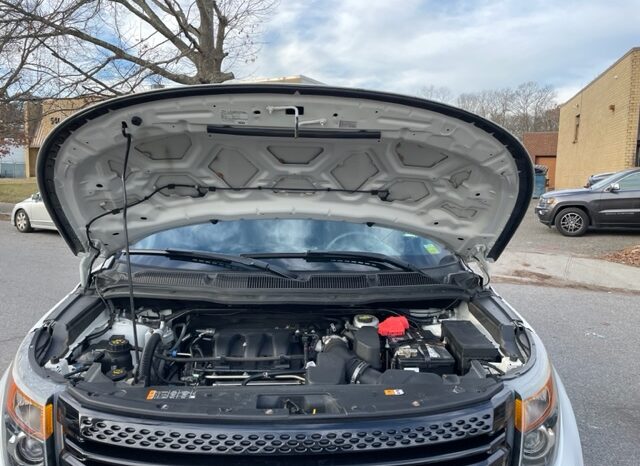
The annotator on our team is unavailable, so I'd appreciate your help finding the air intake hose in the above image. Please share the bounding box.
[323,338,381,384]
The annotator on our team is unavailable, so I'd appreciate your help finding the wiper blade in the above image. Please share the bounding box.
[125,249,300,280]
[245,251,426,274]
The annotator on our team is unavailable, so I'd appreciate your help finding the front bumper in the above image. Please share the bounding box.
[534,205,555,225]
[550,369,583,465]
[0,369,583,466]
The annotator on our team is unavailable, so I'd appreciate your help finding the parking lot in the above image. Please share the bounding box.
[0,219,639,464]
[508,202,640,258]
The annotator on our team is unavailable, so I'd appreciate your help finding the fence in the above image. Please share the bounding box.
[0,161,26,178]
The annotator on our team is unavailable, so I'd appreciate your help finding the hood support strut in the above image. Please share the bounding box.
[120,122,141,376]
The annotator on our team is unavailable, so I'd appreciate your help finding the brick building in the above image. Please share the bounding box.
[522,131,558,189]
[555,47,640,188]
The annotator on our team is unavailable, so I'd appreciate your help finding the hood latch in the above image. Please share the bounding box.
[266,105,327,138]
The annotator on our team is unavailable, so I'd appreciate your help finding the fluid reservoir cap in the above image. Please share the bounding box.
[106,367,128,381]
[354,314,379,329]
[107,335,131,353]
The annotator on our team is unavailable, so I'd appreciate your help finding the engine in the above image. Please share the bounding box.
[62,307,514,387]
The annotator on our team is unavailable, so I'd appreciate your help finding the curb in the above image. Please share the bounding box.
[0,202,14,217]
[493,251,640,293]
[492,274,640,295]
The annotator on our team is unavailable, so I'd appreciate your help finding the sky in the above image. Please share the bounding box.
[233,0,640,104]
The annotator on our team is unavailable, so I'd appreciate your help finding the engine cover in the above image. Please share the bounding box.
[212,329,303,370]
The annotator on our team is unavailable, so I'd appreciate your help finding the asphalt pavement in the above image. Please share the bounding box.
[0,220,639,464]
[507,201,640,257]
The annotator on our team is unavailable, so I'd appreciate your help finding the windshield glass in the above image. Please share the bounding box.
[131,219,456,270]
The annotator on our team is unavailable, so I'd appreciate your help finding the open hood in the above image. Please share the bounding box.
[38,85,532,265]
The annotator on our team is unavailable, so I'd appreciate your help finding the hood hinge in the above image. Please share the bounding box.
[79,251,97,289]
[470,244,491,285]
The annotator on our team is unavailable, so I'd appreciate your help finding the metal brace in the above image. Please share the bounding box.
[265,105,326,138]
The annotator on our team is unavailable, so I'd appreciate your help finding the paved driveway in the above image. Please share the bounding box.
[507,202,640,258]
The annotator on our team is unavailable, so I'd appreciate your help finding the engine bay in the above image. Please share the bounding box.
[50,301,524,389]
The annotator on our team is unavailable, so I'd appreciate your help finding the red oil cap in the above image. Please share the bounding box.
[378,316,409,337]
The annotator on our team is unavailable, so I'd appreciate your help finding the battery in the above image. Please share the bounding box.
[394,342,456,375]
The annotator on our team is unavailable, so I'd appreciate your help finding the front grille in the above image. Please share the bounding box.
[57,392,513,465]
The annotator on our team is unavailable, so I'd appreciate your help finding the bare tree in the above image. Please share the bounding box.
[419,85,453,104]
[455,82,559,139]
[0,0,276,99]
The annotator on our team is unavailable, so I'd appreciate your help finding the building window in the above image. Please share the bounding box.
[573,114,580,143]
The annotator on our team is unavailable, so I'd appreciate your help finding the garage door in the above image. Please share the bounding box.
[535,156,556,190]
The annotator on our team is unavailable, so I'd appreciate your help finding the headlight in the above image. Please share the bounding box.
[538,197,556,207]
[4,374,53,466]
[516,373,559,465]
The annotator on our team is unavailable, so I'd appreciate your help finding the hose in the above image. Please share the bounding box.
[139,332,162,386]
[241,369,307,386]
[323,338,382,384]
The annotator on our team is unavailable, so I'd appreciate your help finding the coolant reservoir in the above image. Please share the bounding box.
[353,314,379,329]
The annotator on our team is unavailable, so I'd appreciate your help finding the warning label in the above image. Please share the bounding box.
[146,389,196,401]
[383,389,405,396]
[221,110,249,124]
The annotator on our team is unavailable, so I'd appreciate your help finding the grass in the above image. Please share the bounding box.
[0,178,38,203]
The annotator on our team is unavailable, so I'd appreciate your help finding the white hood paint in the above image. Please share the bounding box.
[38,85,533,265]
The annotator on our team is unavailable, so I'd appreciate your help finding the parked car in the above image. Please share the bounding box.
[10,192,57,233]
[584,171,614,188]
[0,85,582,466]
[536,168,640,236]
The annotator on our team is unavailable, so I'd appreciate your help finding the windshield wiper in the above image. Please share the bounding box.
[125,249,300,280]
[244,251,428,275]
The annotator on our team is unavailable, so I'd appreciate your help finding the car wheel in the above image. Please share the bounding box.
[14,209,33,233]
[554,208,588,237]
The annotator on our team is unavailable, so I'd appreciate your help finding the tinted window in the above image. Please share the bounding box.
[132,219,456,269]
[617,172,640,191]
[590,172,623,190]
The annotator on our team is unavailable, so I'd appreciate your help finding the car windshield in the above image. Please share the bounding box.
[130,219,456,270]
[590,172,623,190]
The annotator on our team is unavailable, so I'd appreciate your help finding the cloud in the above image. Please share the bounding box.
[235,0,640,103]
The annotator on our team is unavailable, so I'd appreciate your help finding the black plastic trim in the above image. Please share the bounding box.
[206,124,381,139]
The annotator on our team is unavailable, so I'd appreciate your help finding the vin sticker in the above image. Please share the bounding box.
[146,389,196,400]
[383,389,405,396]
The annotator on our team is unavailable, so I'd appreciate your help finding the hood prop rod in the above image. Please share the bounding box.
[120,122,141,382]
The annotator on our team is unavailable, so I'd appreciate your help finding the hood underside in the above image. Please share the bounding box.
[38,85,533,261]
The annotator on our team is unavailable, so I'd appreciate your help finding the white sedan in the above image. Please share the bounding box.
[10,192,57,232]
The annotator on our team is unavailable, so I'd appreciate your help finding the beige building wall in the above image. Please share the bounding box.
[24,97,102,177]
[556,48,640,189]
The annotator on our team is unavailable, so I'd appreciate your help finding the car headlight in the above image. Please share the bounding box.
[4,374,54,466]
[538,197,556,207]
[516,373,559,465]
[3,333,59,466]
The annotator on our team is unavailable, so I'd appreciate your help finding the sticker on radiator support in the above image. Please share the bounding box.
[383,389,405,396]
[146,389,196,400]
